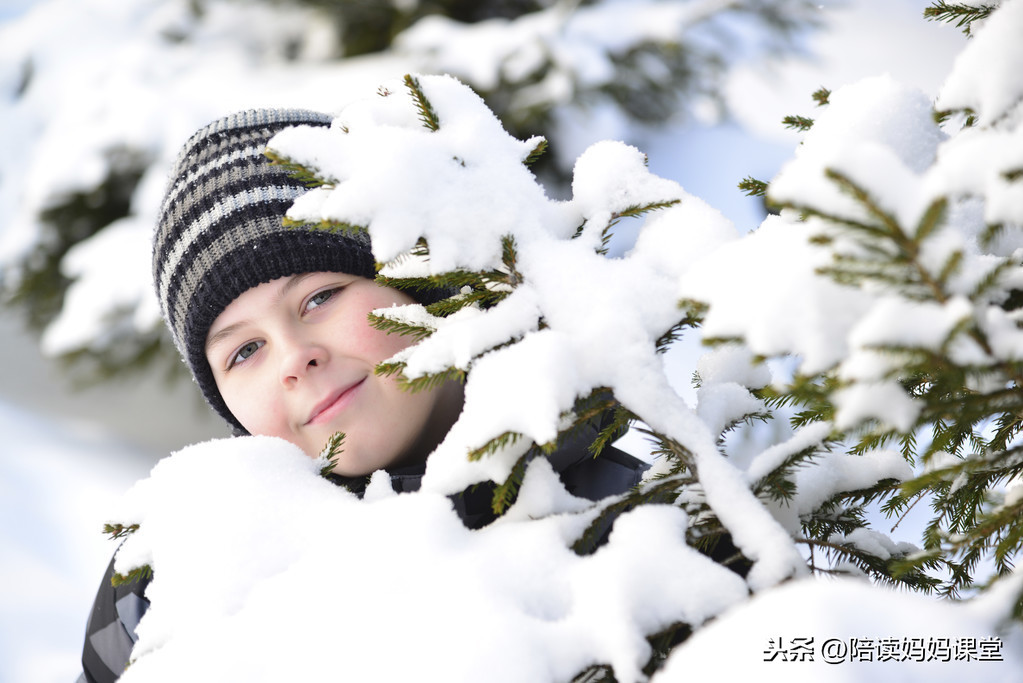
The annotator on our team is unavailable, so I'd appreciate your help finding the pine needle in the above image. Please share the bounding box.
[404,74,440,132]
[317,432,345,477]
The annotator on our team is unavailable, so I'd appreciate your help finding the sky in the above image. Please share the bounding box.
[0,1,979,682]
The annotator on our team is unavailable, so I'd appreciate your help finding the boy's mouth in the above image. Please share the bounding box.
[305,378,366,426]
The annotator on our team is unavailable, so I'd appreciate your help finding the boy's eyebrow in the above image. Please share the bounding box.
[278,272,315,299]
[205,274,317,355]
[205,322,248,355]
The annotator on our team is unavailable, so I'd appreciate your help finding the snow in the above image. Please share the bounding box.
[0,0,408,356]
[273,75,811,592]
[768,74,946,230]
[937,0,1023,122]
[725,0,967,145]
[4,0,1021,681]
[678,215,871,374]
[41,217,158,355]
[394,0,776,104]
[654,576,1023,682]
[0,400,152,683]
[110,436,750,683]
[680,0,1023,435]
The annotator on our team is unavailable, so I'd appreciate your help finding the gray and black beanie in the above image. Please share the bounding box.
[153,108,376,434]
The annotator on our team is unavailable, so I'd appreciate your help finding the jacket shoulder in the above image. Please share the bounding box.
[80,551,150,683]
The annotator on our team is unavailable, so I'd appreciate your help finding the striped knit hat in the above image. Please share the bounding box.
[153,108,376,434]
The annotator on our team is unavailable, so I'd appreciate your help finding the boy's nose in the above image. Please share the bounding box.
[279,337,327,386]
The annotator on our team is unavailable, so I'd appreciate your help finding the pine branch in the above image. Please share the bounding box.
[800,536,943,590]
[655,316,699,354]
[643,622,692,677]
[749,444,821,504]
[566,387,617,423]
[112,564,153,587]
[572,664,617,683]
[572,476,685,555]
[588,404,637,458]
[467,430,526,462]
[970,258,1014,299]
[264,149,334,187]
[373,273,457,305]
[367,312,436,342]
[587,199,681,255]
[317,432,346,477]
[524,138,548,167]
[428,285,505,314]
[614,200,681,220]
[812,87,831,107]
[782,114,814,132]
[403,74,440,132]
[282,215,369,238]
[491,450,531,515]
[795,170,954,304]
[103,522,139,540]
[634,427,698,475]
[504,234,523,279]
[375,362,466,393]
[677,298,708,323]
[738,176,767,197]
[923,1,996,35]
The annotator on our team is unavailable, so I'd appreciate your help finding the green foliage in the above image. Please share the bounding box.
[757,109,1023,606]
[111,564,153,588]
[375,362,467,394]
[403,74,441,131]
[2,149,145,331]
[103,522,140,539]
[738,176,768,197]
[782,114,814,131]
[317,431,346,476]
[0,148,167,386]
[491,450,531,515]
[523,138,548,167]
[104,521,154,587]
[924,1,997,35]
[367,312,436,343]
[265,149,335,187]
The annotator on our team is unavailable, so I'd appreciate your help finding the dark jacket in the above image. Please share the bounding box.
[78,434,647,683]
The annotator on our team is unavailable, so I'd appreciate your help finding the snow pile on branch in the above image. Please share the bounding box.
[269,73,807,589]
[657,575,1023,681]
[674,0,1023,612]
[680,63,1023,434]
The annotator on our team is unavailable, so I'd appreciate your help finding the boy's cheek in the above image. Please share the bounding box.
[222,387,286,439]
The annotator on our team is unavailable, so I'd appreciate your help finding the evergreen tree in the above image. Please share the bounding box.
[97,2,1023,675]
[729,0,1023,615]
[262,0,1023,671]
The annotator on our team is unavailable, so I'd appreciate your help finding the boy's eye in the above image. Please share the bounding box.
[304,287,342,313]
[229,340,264,368]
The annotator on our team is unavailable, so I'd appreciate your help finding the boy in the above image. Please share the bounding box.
[79,108,646,683]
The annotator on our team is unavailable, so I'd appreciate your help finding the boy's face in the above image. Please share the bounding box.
[205,272,462,476]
